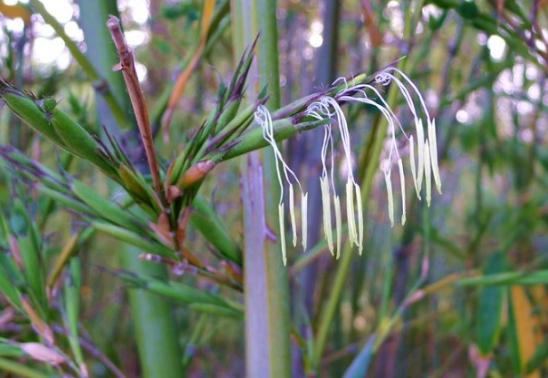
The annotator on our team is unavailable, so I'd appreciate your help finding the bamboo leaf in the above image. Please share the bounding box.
[459,270,548,286]
[0,357,48,378]
[49,110,117,177]
[92,222,176,258]
[13,201,46,310]
[64,257,87,375]
[71,179,144,232]
[510,285,543,376]
[188,303,242,318]
[474,252,507,355]
[0,342,23,358]
[190,196,242,264]
[0,260,22,311]
[0,87,66,146]
[117,269,242,316]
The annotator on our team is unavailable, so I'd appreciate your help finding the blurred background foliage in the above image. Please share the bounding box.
[0,0,546,377]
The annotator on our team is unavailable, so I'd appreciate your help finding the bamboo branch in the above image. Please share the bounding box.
[106,16,163,201]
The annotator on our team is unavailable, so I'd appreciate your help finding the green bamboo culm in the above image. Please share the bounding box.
[232,0,292,376]
[122,253,184,378]
[253,1,292,376]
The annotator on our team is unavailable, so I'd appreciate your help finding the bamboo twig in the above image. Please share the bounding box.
[107,16,163,202]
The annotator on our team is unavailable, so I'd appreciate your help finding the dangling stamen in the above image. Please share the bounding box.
[384,168,395,227]
[385,67,432,122]
[309,96,365,256]
[424,141,432,207]
[382,67,442,196]
[334,195,342,259]
[338,93,400,232]
[398,158,406,226]
[320,175,334,255]
[354,84,409,139]
[346,179,357,246]
[375,72,419,120]
[416,119,425,191]
[317,121,336,255]
[354,183,364,255]
[301,192,308,251]
[278,203,287,265]
[256,105,307,264]
[409,136,420,200]
[428,119,442,194]
[289,184,297,247]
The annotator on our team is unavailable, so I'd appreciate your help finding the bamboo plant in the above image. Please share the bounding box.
[0,0,545,377]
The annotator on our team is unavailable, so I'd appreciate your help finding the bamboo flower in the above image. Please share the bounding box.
[255,106,308,265]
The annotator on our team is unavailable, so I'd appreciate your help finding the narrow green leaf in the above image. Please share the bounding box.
[0,261,22,311]
[475,252,507,355]
[190,196,242,264]
[0,357,48,378]
[64,257,86,372]
[459,270,548,286]
[13,202,46,310]
[0,88,66,146]
[0,343,23,358]
[50,109,117,177]
[92,222,176,258]
[188,303,242,318]
[71,179,144,232]
[118,270,242,316]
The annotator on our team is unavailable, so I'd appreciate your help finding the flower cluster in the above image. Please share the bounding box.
[256,67,442,264]
[255,106,308,266]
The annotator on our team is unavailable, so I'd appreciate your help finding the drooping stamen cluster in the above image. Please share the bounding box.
[373,67,442,204]
[306,67,442,252]
[307,96,364,258]
[254,105,308,266]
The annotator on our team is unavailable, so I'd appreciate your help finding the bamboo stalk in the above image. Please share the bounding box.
[231,0,291,376]
[121,253,184,378]
[254,1,292,377]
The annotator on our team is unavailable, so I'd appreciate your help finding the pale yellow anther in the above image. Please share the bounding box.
[409,136,421,200]
[384,170,395,227]
[424,141,432,207]
[320,176,334,255]
[301,192,308,251]
[398,158,406,226]
[278,203,287,266]
[416,119,425,192]
[428,119,442,194]
[345,180,357,246]
[289,184,297,247]
[334,194,342,260]
[354,182,364,255]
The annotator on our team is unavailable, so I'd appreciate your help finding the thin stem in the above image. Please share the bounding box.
[107,16,163,201]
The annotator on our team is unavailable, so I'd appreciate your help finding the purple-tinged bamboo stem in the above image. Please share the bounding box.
[107,16,163,202]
